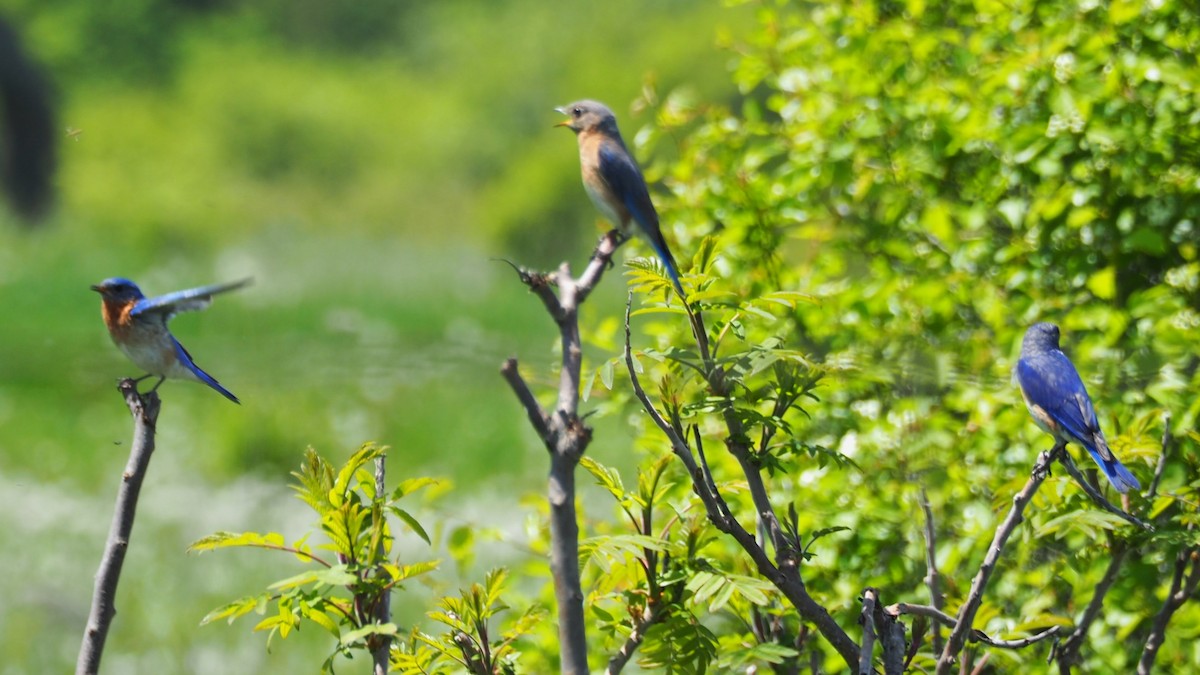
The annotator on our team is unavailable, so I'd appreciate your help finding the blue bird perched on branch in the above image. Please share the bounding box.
[92,277,251,404]
[556,99,685,296]
[1015,322,1140,493]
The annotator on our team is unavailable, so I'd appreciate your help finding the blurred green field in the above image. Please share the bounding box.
[0,1,749,671]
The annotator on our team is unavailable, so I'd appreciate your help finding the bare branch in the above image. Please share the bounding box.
[77,381,161,675]
[890,603,1060,651]
[1148,412,1172,500]
[499,232,623,675]
[547,450,588,675]
[889,602,958,628]
[976,626,1061,649]
[575,230,623,304]
[1138,545,1200,674]
[876,606,906,675]
[1054,538,1128,672]
[859,589,879,675]
[968,652,990,675]
[859,589,906,675]
[1056,451,1152,531]
[692,426,735,526]
[919,487,945,654]
[605,603,664,675]
[500,358,551,442]
[958,649,973,675]
[623,297,722,519]
[1054,413,1174,670]
[936,446,1060,673]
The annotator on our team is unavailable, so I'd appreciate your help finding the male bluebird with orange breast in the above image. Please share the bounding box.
[556,100,685,295]
[91,277,250,404]
[1016,322,1140,492]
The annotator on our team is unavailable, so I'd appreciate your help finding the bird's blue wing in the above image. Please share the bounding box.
[1016,353,1102,453]
[131,278,252,318]
[596,141,657,233]
[597,141,684,293]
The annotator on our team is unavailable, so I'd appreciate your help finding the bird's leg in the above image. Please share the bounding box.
[124,373,156,394]
[147,376,167,394]
[1043,441,1067,479]
[594,229,628,271]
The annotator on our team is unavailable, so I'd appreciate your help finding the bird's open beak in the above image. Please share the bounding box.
[554,106,571,127]
[89,284,102,293]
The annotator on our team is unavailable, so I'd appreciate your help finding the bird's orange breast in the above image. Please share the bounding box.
[100,298,136,339]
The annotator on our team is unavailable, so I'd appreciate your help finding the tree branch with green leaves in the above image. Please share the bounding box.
[189,444,439,672]
[620,283,863,670]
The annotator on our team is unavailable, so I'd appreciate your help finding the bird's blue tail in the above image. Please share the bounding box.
[194,368,241,404]
[1086,446,1141,493]
[645,237,685,297]
[173,338,240,404]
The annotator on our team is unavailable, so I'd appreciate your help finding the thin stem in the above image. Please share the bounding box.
[919,487,945,654]
[1148,412,1172,500]
[605,603,663,675]
[936,446,1059,673]
[76,381,161,675]
[890,603,1061,650]
[1137,545,1200,674]
[1054,538,1128,673]
[371,455,391,675]
[1056,451,1152,531]
[623,296,860,669]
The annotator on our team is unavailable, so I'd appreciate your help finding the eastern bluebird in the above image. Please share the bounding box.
[1016,322,1140,492]
[556,100,685,295]
[91,277,250,404]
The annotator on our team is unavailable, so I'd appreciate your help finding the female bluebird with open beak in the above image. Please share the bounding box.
[91,277,250,404]
[1015,322,1140,492]
[556,99,685,295]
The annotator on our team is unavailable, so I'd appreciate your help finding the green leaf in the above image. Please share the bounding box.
[582,366,597,402]
[1036,509,1131,539]
[580,456,626,501]
[395,559,441,582]
[200,594,271,626]
[392,476,439,500]
[389,506,431,545]
[187,531,286,554]
[298,602,342,639]
[1086,267,1116,300]
[339,622,399,648]
[684,570,775,611]
[600,357,615,390]
[334,443,386,501]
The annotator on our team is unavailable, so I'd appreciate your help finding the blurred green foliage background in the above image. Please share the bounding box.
[3,0,1200,672]
[0,0,748,671]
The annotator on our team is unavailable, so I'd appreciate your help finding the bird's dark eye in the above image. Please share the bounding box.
[573,107,584,117]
